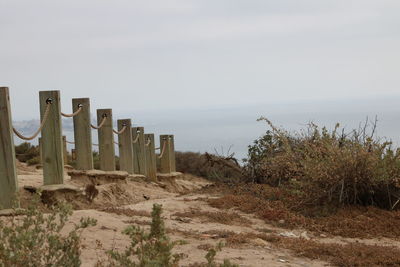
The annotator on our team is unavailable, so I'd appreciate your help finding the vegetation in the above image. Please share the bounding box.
[243,117,400,211]
[100,204,237,267]
[175,151,243,182]
[15,142,40,165]
[0,196,96,266]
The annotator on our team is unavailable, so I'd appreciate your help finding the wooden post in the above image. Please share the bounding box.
[62,136,68,164]
[118,119,134,174]
[145,133,157,181]
[40,90,64,185]
[97,109,115,171]
[72,98,93,170]
[169,135,176,172]
[38,137,43,164]
[71,149,76,160]
[132,127,146,175]
[159,134,172,173]
[0,87,18,209]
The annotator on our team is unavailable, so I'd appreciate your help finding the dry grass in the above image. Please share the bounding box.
[173,209,251,226]
[207,184,400,239]
[101,207,151,217]
[273,237,400,267]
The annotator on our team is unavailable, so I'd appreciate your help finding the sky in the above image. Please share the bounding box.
[2,0,400,157]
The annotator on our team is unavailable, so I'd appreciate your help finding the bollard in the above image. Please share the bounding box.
[159,134,172,173]
[145,133,157,181]
[132,127,146,175]
[0,87,19,209]
[97,109,115,171]
[118,119,134,174]
[72,98,93,170]
[169,135,176,172]
[40,90,64,185]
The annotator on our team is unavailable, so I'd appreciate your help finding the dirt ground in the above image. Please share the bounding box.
[12,162,400,266]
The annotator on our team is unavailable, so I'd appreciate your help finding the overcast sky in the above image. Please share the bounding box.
[1,0,399,120]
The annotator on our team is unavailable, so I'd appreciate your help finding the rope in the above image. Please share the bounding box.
[132,134,140,144]
[93,143,99,146]
[145,138,151,147]
[66,140,75,145]
[13,102,52,141]
[155,147,160,150]
[157,141,167,159]
[114,141,119,145]
[61,105,83,118]
[113,125,127,135]
[91,116,107,130]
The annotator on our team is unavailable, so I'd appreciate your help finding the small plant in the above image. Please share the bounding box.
[189,242,239,267]
[102,204,181,267]
[0,195,97,266]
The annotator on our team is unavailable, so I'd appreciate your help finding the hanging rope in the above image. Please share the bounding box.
[13,101,52,141]
[132,134,140,144]
[157,141,167,159]
[113,125,127,135]
[61,104,83,118]
[114,141,119,145]
[91,115,107,130]
[93,143,99,146]
[66,140,75,145]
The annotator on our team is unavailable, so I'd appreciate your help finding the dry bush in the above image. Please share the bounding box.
[245,118,400,211]
[175,151,243,182]
[173,209,251,226]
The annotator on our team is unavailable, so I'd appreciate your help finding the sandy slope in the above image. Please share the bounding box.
[13,163,328,267]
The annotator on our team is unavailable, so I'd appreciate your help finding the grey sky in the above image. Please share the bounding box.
[1,0,399,120]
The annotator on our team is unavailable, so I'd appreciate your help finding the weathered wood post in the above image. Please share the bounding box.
[169,135,176,172]
[38,137,43,164]
[62,136,68,164]
[40,90,64,185]
[117,119,134,174]
[0,87,19,209]
[72,98,93,170]
[145,133,157,181]
[132,127,146,175]
[159,134,172,173]
[97,109,115,171]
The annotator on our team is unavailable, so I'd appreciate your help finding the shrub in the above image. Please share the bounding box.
[175,151,243,182]
[0,196,97,266]
[15,142,40,163]
[244,117,400,210]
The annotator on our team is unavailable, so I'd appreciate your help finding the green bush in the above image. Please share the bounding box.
[244,117,400,210]
[0,196,97,266]
[15,142,39,163]
[100,204,237,267]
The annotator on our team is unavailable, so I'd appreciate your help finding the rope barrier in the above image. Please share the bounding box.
[61,105,83,118]
[114,141,119,145]
[113,125,127,135]
[93,143,99,146]
[66,140,75,145]
[91,115,107,130]
[155,147,160,150]
[132,134,140,144]
[157,141,167,159]
[12,102,52,141]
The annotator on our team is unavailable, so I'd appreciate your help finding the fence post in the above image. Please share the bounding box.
[62,136,68,164]
[72,98,93,170]
[97,109,115,171]
[0,87,19,209]
[159,134,172,173]
[145,133,157,181]
[118,119,134,174]
[169,135,176,172]
[38,137,43,164]
[132,127,146,175]
[40,90,64,185]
